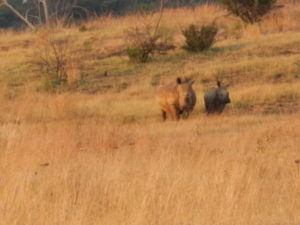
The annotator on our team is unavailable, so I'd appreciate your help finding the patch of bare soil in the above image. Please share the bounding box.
[235,99,299,115]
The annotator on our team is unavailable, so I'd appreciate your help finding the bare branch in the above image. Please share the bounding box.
[153,0,164,37]
[25,7,36,21]
[54,0,62,23]
[72,5,89,18]
[1,0,35,29]
[39,0,49,25]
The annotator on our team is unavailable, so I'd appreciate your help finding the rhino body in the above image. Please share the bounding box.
[182,87,196,117]
[156,77,196,120]
[204,81,230,114]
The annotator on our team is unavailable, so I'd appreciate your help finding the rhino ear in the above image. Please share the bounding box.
[189,79,195,85]
[176,77,182,84]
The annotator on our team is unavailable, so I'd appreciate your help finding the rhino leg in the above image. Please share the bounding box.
[169,105,180,120]
[216,104,225,114]
[182,109,192,119]
[161,110,167,121]
[205,103,213,114]
[187,107,194,116]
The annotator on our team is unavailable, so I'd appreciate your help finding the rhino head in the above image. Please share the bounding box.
[176,77,195,113]
[216,80,230,104]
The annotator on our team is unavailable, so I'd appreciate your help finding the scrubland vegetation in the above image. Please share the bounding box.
[1,1,300,224]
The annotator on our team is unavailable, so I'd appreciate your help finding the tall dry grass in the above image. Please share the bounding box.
[1,112,300,225]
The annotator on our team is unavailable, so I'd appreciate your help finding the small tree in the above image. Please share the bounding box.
[0,0,78,29]
[182,24,218,52]
[220,0,279,24]
[125,27,160,63]
[0,0,35,29]
[125,0,172,63]
[29,34,82,91]
[125,26,175,63]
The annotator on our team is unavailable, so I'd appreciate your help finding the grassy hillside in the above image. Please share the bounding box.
[1,2,300,225]
[1,3,300,121]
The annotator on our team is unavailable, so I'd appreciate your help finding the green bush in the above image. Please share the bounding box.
[220,0,279,24]
[182,24,218,52]
[126,36,158,63]
[43,77,67,92]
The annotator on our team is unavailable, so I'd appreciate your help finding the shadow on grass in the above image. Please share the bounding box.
[157,43,245,63]
[202,43,245,56]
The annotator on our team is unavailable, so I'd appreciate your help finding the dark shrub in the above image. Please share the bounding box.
[220,0,279,24]
[182,24,218,52]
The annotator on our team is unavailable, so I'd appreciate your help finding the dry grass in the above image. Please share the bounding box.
[1,1,300,224]
[1,113,300,225]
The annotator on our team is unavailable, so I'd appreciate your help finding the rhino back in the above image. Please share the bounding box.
[204,88,217,104]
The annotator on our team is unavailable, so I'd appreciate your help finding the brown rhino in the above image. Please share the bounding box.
[156,77,196,120]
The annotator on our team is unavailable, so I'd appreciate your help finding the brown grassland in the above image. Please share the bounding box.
[1,1,300,224]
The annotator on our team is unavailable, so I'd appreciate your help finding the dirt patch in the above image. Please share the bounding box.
[232,99,299,115]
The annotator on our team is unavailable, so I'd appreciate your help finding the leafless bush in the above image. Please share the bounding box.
[125,26,160,63]
[125,25,175,63]
[125,0,174,63]
[29,34,82,91]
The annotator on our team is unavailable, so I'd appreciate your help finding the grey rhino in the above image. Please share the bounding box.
[204,80,230,114]
[156,77,196,120]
